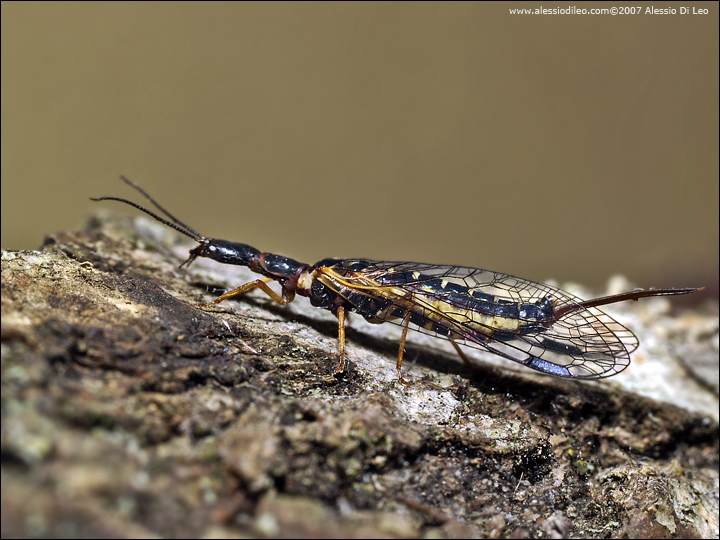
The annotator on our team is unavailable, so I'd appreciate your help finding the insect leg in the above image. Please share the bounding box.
[332,305,347,376]
[197,278,295,308]
[450,339,475,370]
[395,311,412,386]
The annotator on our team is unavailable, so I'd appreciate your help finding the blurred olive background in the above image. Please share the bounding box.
[2,2,717,295]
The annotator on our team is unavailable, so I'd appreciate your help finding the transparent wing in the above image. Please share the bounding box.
[330,260,637,379]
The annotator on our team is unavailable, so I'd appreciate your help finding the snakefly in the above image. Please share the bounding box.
[92,177,701,384]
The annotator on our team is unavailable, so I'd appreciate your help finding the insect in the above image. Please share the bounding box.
[92,177,701,384]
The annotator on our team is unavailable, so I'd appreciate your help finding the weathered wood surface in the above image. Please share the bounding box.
[1,214,717,538]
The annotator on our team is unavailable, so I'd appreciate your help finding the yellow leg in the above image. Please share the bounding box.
[197,278,295,308]
[395,311,412,386]
[332,305,347,376]
[450,339,474,370]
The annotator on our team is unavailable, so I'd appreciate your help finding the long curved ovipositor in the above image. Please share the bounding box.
[92,177,702,384]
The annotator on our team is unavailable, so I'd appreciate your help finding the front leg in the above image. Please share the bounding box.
[197,279,295,308]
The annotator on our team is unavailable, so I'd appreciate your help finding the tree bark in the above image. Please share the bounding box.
[1,214,717,538]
